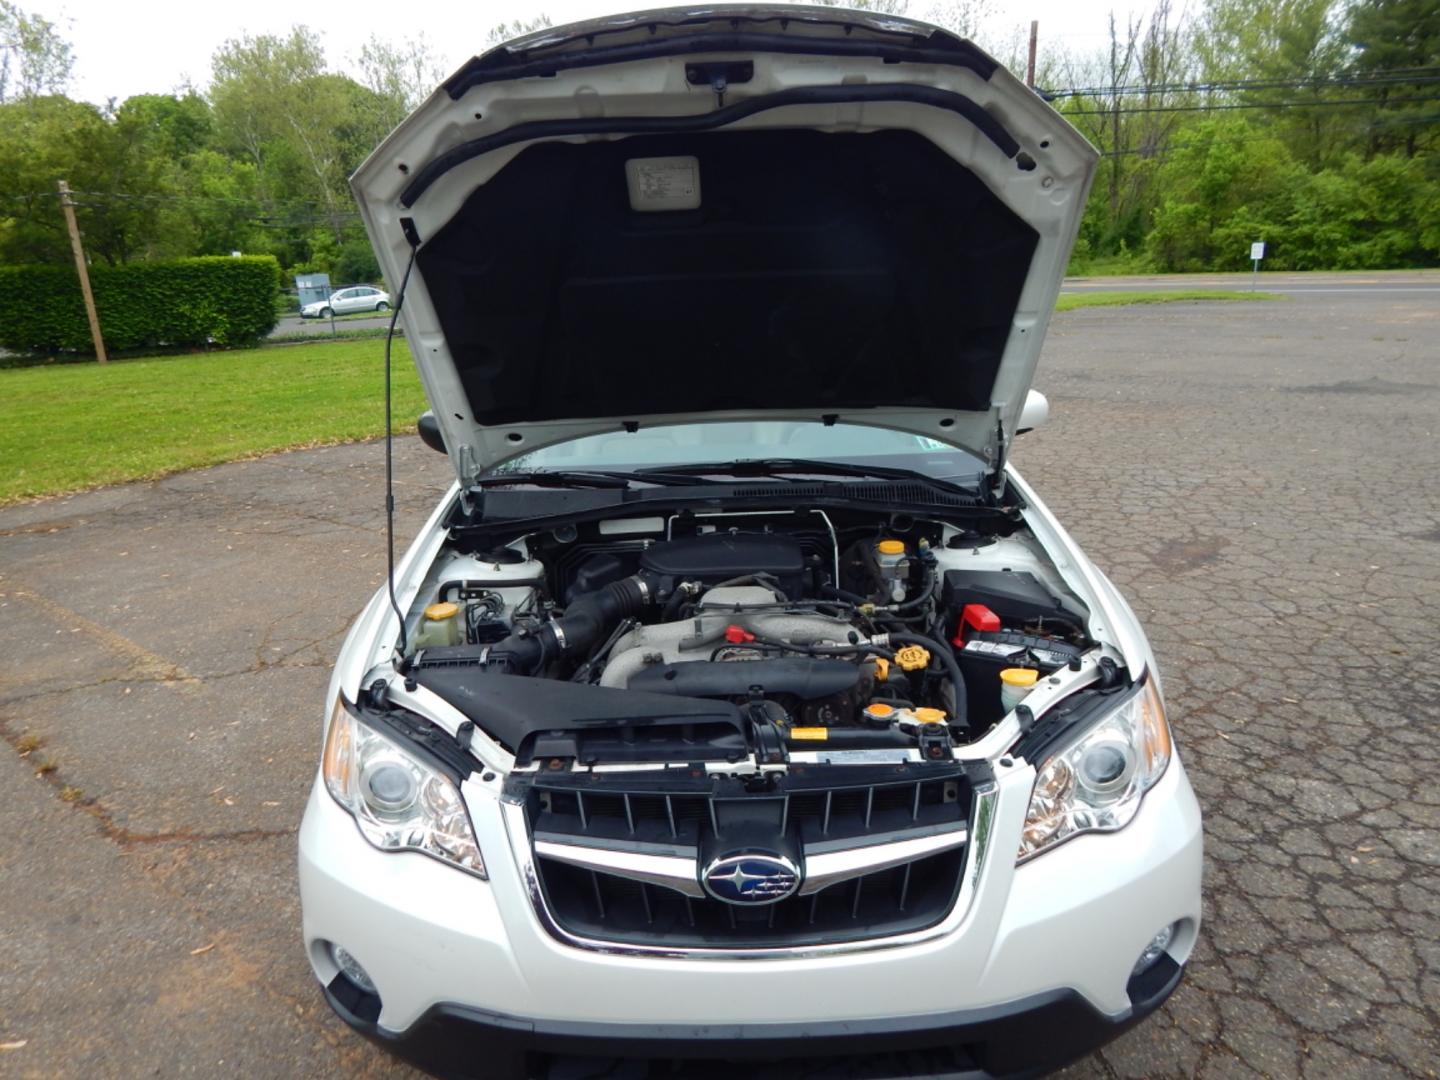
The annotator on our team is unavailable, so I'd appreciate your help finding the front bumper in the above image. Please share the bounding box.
[324,954,1184,1079]
[300,755,1202,1077]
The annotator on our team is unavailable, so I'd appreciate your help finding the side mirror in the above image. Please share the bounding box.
[1017,390,1049,435]
[417,410,447,454]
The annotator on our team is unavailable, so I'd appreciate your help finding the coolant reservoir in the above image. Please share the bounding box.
[411,601,462,651]
[999,667,1040,712]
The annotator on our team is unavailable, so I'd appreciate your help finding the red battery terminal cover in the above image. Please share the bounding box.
[954,604,1001,645]
[724,624,756,644]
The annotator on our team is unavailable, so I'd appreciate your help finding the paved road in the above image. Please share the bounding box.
[1062,269,1440,296]
[266,272,1440,340]
[3,288,1437,1078]
[275,313,393,337]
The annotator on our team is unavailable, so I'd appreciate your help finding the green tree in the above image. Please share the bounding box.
[1346,0,1440,157]
[355,32,446,134]
[209,28,355,242]
[0,0,72,102]
[1196,0,1354,166]
[485,14,553,47]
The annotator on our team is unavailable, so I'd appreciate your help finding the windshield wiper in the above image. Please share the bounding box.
[475,470,634,490]
[640,458,983,495]
[475,469,722,490]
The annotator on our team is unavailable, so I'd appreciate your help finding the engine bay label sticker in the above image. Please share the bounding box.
[625,156,701,212]
[788,727,829,741]
[962,639,1071,666]
[963,639,1025,657]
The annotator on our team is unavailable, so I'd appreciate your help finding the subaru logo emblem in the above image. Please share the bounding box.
[701,853,801,906]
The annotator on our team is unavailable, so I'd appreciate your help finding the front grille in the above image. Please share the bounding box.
[518,763,976,949]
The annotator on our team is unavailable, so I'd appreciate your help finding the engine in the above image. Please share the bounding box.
[404,516,1091,754]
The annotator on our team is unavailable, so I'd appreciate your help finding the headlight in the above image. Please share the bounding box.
[1018,678,1172,862]
[322,698,486,877]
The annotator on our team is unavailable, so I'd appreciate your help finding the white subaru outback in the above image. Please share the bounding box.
[299,7,1204,1077]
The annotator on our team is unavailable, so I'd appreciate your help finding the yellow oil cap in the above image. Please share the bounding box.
[1000,667,1040,687]
[424,601,460,622]
[913,707,948,725]
[895,644,931,672]
[877,539,905,555]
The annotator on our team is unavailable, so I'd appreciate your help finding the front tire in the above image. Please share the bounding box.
[375,301,389,313]
[319,307,333,318]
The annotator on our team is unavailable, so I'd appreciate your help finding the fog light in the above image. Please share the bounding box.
[1132,922,1176,977]
[331,943,376,993]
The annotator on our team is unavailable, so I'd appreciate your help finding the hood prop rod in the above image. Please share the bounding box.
[384,234,420,660]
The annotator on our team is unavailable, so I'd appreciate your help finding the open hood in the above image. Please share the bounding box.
[351,6,1098,489]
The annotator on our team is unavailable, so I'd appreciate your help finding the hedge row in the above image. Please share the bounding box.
[0,256,282,354]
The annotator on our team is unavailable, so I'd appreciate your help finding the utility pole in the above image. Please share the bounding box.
[1026,21,1039,89]
[57,180,107,364]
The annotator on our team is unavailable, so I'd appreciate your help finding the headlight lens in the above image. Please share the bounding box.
[322,698,486,877]
[1018,678,1172,861]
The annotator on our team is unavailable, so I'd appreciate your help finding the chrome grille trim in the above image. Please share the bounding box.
[502,785,999,959]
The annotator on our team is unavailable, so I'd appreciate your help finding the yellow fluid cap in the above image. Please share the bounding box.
[424,601,460,622]
[895,644,931,672]
[1000,667,1040,687]
[914,707,948,725]
[872,656,890,682]
[877,539,905,556]
[863,702,896,721]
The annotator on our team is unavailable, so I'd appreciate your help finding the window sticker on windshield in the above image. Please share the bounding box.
[625,156,701,212]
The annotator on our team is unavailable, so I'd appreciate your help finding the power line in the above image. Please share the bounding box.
[1045,65,1440,98]
[1096,111,1440,156]
[1064,94,1440,116]
[1046,70,1440,99]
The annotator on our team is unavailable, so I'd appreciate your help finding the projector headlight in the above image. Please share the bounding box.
[322,697,485,877]
[1018,678,1172,862]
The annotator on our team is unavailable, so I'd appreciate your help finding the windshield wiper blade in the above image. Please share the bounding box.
[475,469,723,491]
[474,470,634,490]
[642,458,982,494]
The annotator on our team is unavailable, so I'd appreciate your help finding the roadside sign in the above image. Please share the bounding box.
[1249,241,1265,291]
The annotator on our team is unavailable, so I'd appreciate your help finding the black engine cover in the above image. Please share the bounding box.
[640,533,806,598]
[628,658,860,701]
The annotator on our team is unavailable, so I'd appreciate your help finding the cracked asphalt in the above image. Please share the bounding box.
[2,289,1437,1079]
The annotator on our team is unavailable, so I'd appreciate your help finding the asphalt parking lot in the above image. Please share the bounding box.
[2,288,1437,1078]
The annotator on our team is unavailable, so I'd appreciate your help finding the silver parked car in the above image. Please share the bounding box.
[301,285,391,318]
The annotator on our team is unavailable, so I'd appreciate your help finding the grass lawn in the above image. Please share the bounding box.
[0,289,1280,505]
[1056,289,1280,311]
[1,339,427,505]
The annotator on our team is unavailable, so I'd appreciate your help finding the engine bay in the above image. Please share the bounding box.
[392,505,1095,767]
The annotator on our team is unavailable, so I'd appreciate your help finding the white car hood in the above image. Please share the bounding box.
[351,5,1097,487]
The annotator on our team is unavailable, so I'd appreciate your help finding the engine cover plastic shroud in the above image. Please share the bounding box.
[639,534,807,598]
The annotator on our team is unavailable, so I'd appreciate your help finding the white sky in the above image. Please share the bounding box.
[34,0,1141,106]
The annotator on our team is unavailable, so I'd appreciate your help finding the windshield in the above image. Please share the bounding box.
[507,421,985,483]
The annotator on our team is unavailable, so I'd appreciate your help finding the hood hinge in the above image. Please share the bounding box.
[457,443,485,516]
[987,412,1009,498]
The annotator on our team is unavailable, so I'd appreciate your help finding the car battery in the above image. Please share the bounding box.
[955,628,1084,723]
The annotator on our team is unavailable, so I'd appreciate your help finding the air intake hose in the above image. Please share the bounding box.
[489,573,659,675]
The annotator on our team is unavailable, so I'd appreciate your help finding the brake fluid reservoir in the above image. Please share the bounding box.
[876,539,908,602]
[999,667,1040,712]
